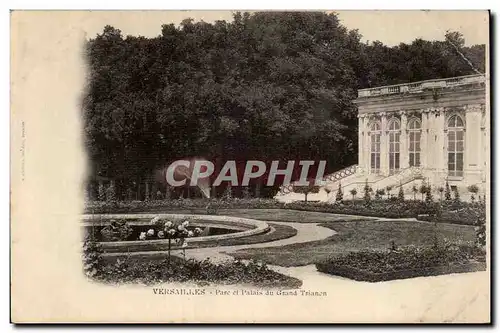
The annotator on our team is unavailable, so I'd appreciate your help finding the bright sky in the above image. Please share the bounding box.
[80,10,489,46]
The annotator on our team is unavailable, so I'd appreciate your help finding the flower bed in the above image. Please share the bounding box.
[84,198,285,214]
[285,200,436,219]
[91,255,302,289]
[416,203,485,226]
[315,244,486,282]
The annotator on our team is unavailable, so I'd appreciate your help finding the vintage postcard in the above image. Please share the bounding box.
[10,10,491,323]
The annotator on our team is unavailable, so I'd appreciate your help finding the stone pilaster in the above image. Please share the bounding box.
[400,111,408,169]
[465,104,483,183]
[380,112,388,176]
[420,109,429,170]
[357,114,365,171]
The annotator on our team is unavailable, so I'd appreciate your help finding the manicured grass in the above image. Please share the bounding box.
[230,220,475,267]
[201,223,297,247]
[215,209,376,223]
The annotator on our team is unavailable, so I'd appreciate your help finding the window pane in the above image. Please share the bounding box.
[415,154,420,166]
[395,153,400,169]
[448,153,455,164]
[395,143,400,152]
[416,142,420,151]
[448,140,455,151]
[456,131,464,141]
[409,142,414,151]
[448,131,455,141]
[457,141,464,151]
[456,117,464,127]
[456,153,464,170]
[409,154,414,166]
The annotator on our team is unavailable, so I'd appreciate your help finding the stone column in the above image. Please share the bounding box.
[380,112,388,176]
[400,111,408,169]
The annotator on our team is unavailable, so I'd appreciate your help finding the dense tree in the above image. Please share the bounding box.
[83,12,485,198]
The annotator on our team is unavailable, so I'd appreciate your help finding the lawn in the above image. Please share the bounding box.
[215,209,376,223]
[230,220,475,267]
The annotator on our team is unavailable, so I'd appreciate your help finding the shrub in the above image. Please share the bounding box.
[98,183,106,202]
[425,185,433,204]
[82,235,103,278]
[335,183,343,203]
[419,183,427,201]
[375,189,384,200]
[398,185,404,201]
[94,257,302,288]
[106,182,117,203]
[100,219,133,241]
[386,186,393,199]
[412,185,418,200]
[316,242,486,282]
[293,179,320,203]
[363,181,372,206]
[445,181,452,201]
[349,188,357,200]
[437,186,444,201]
[468,184,479,202]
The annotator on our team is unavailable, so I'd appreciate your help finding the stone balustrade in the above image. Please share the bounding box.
[358,74,485,98]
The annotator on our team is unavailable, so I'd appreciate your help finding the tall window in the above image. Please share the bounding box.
[447,115,464,177]
[388,118,400,175]
[370,121,381,174]
[408,118,421,167]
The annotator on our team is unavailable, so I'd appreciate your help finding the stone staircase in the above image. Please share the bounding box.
[275,165,425,203]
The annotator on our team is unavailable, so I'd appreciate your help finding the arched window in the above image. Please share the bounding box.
[388,118,400,175]
[408,118,421,167]
[370,121,381,174]
[447,115,465,177]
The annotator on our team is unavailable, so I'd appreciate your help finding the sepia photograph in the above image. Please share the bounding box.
[10,9,491,323]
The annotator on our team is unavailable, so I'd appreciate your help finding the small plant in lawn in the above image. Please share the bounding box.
[98,182,106,202]
[398,185,405,201]
[223,185,233,200]
[242,186,251,199]
[156,190,163,200]
[419,183,427,201]
[425,185,433,204]
[412,185,418,200]
[335,183,344,203]
[363,180,372,206]
[453,187,461,204]
[386,186,393,199]
[468,184,479,203]
[445,181,452,201]
[438,186,444,201]
[293,179,320,203]
[349,188,357,200]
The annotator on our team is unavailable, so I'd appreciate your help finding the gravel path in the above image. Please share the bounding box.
[174,221,336,263]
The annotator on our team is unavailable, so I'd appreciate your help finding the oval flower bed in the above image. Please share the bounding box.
[315,243,486,282]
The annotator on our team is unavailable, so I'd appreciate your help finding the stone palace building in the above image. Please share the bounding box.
[276,73,488,202]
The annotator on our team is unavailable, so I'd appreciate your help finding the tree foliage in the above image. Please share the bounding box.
[84,12,485,197]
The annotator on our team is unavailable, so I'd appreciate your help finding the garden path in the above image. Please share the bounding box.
[173,221,336,263]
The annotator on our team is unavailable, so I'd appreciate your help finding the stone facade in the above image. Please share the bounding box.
[354,74,488,196]
[275,74,488,203]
